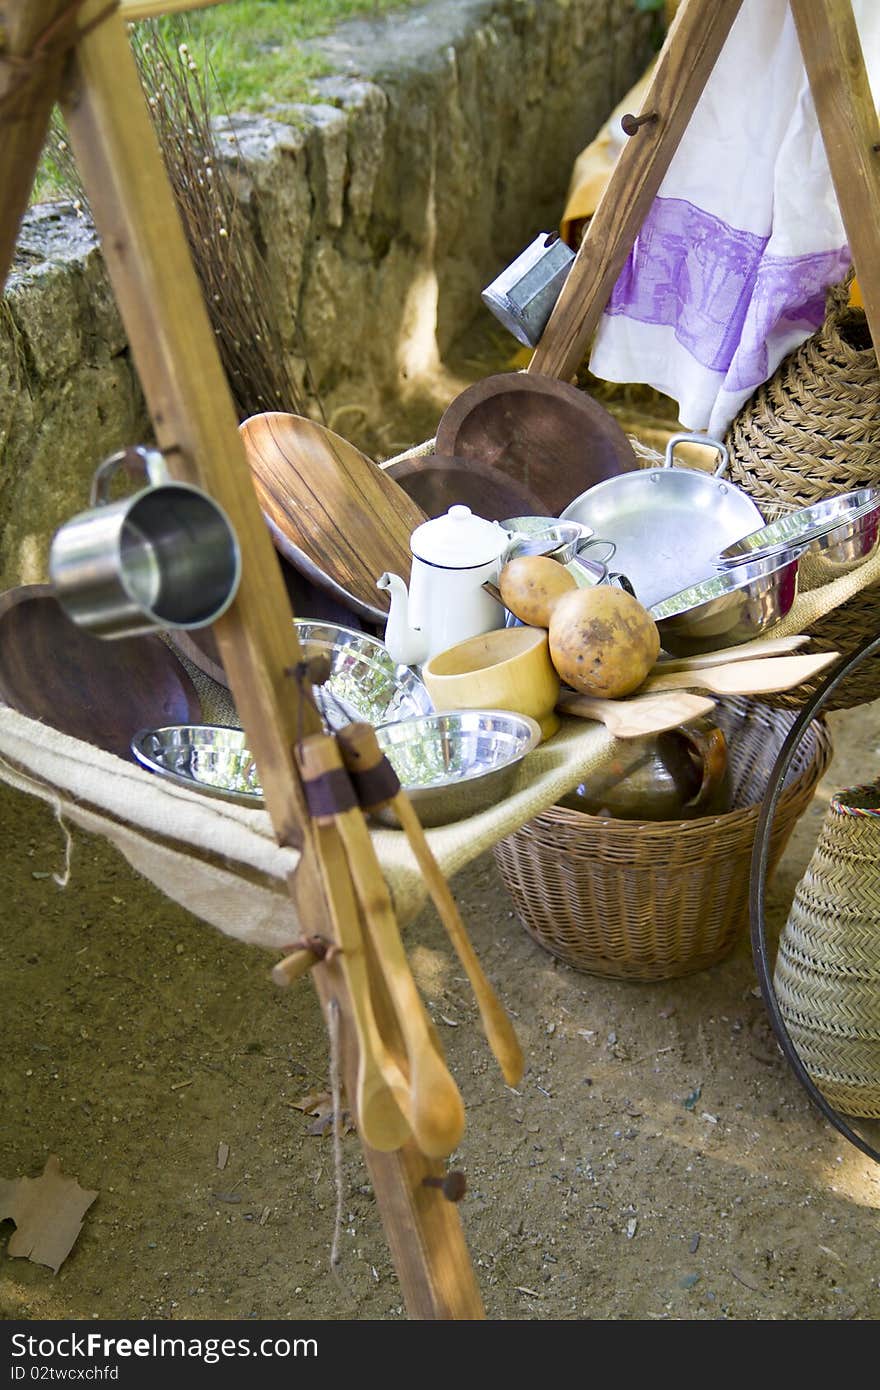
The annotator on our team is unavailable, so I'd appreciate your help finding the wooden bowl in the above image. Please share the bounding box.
[383,453,547,521]
[434,372,637,515]
[0,584,201,760]
[422,625,560,741]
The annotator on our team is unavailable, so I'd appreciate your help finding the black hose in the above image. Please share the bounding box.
[749,631,880,1165]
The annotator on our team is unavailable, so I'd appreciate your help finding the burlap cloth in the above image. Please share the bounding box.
[0,705,617,952]
[3,525,874,955]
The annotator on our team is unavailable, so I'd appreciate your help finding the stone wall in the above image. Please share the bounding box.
[0,0,654,587]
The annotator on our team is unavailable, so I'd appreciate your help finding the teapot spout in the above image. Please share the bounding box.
[377,571,429,666]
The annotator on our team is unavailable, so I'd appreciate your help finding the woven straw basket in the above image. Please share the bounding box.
[725,279,880,711]
[774,781,880,1118]
[493,699,832,982]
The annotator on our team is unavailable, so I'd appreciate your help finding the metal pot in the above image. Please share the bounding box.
[559,434,764,609]
[650,550,800,656]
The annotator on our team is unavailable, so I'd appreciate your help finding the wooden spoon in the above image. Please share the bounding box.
[639,651,838,698]
[298,732,466,1160]
[654,634,810,673]
[557,690,717,737]
[292,814,412,1153]
[336,721,524,1088]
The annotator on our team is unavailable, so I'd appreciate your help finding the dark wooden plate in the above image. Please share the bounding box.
[383,453,548,521]
[434,371,637,514]
[0,585,202,761]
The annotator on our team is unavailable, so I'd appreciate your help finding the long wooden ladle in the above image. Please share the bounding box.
[336,721,524,1088]
[298,731,466,1160]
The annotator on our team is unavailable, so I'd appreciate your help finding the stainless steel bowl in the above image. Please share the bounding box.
[131,725,263,806]
[502,515,593,563]
[372,709,542,828]
[650,551,800,656]
[293,619,432,729]
[716,487,880,575]
[131,708,541,824]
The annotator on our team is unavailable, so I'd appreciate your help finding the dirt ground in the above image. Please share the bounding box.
[2,331,880,1321]
[1,692,880,1323]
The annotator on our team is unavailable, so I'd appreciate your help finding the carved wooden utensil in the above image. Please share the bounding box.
[336,721,524,1088]
[639,651,839,698]
[654,633,811,673]
[0,584,201,760]
[557,690,717,738]
[298,731,466,1160]
[434,371,637,514]
[239,412,426,623]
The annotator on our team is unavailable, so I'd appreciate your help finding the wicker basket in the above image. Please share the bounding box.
[773,781,880,1118]
[724,279,880,710]
[493,699,833,981]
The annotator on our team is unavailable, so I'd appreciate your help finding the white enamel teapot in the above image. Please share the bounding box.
[377,505,509,666]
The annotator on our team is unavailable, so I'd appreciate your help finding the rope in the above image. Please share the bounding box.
[0,751,74,888]
[0,1,119,121]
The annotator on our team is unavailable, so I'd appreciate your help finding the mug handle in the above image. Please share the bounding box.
[90,445,168,506]
[680,725,729,813]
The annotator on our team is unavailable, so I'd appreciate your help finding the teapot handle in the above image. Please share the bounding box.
[680,725,729,813]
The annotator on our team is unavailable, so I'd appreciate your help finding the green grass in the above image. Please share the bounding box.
[150,0,418,111]
[32,0,418,204]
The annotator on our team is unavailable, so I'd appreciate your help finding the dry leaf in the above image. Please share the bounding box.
[291,1088,330,1114]
[0,1155,97,1273]
[293,1089,355,1138]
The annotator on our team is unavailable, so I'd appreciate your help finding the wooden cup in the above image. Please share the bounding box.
[422,626,560,740]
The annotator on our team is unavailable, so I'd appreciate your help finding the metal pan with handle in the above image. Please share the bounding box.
[559,433,765,610]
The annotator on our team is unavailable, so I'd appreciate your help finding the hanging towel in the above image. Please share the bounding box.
[589,0,880,438]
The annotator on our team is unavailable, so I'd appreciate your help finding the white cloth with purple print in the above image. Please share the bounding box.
[589,0,880,437]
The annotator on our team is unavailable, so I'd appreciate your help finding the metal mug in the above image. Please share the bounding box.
[49,446,241,638]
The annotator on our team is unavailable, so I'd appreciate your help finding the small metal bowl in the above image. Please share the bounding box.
[716,487,880,573]
[503,515,593,564]
[131,725,263,806]
[650,551,800,656]
[131,709,541,824]
[372,709,542,828]
[294,620,433,729]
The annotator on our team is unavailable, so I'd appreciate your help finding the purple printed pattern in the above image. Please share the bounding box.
[605,197,850,391]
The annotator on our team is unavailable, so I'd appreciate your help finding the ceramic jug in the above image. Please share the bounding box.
[558,720,731,821]
[377,505,509,666]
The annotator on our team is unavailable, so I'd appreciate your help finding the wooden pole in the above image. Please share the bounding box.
[790,0,880,368]
[0,0,483,1319]
[0,0,72,284]
[528,0,744,381]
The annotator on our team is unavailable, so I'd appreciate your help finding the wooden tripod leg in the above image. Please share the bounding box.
[528,0,744,381]
[790,0,880,366]
[0,0,485,1319]
[0,2,73,283]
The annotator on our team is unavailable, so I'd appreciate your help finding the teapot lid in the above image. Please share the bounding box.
[410,505,508,567]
